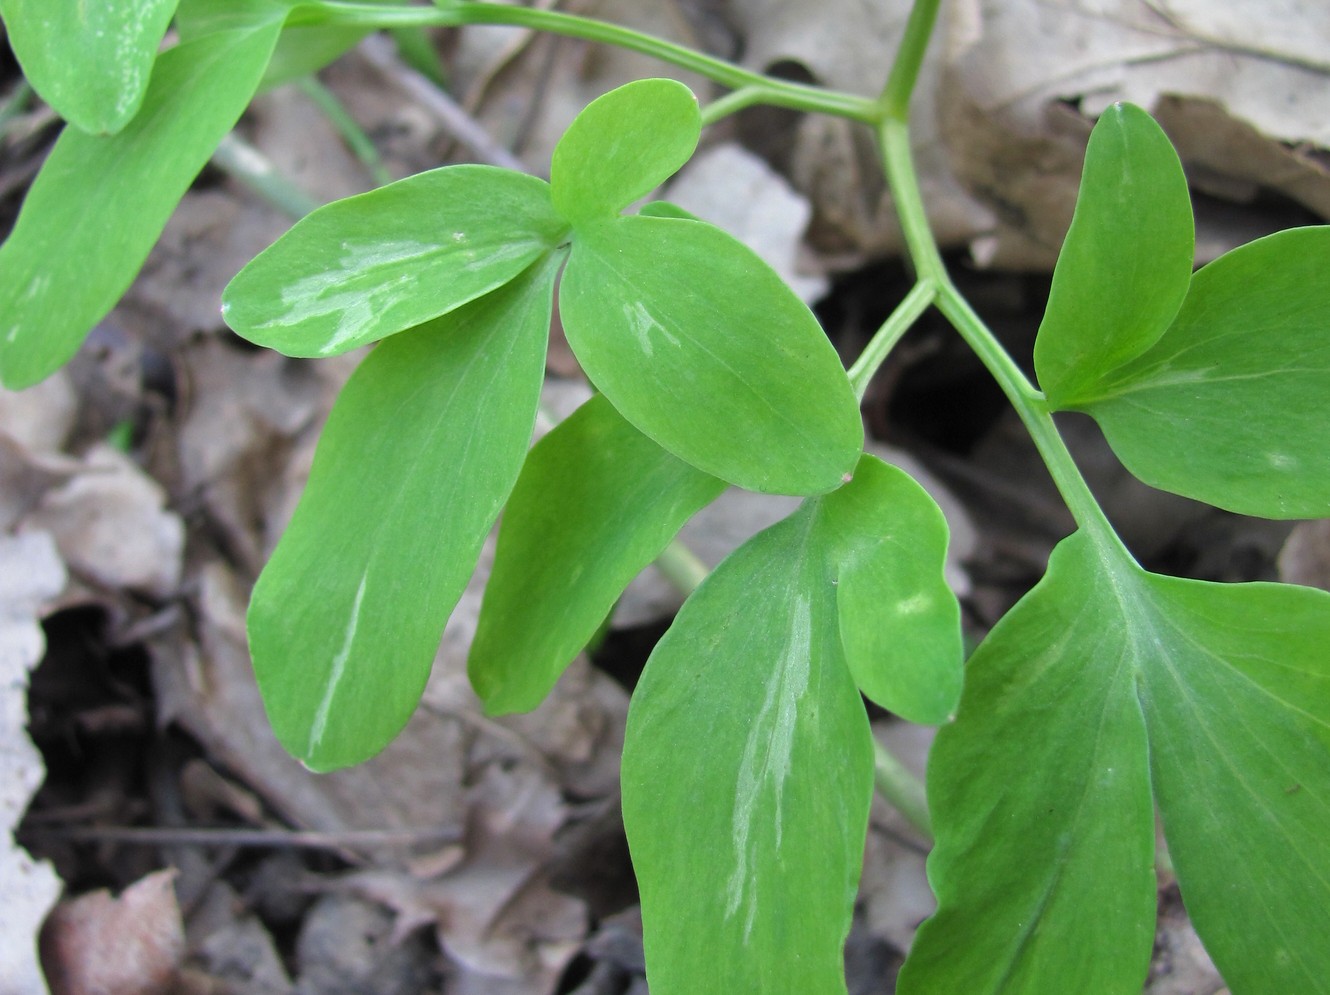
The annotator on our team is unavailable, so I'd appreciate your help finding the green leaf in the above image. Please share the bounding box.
[0,0,179,134]
[900,531,1330,993]
[1034,102,1194,406]
[0,3,287,389]
[222,166,567,358]
[469,394,725,715]
[622,508,874,994]
[551,78,700,225]
[1068,227,1330,518]
[559,214,862,494]
[816,456,962,724]
[248,258,558,771]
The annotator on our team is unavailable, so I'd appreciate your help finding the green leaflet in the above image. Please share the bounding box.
[900,531,1330,994]
[559,215,862,494]
[1071,227,1330,519]
[1034,103,1194,406]
[0,0,179,135]
[248,258,558,771]
[222,166,568,358]
[551,78,700,224]
[622,512,874,995]
[0,2,287,389]
[622,455,960,993]
[818,456,962,724]
[469,394,725,715]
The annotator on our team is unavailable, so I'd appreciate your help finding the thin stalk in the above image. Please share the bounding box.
[846,278,936,401]
[700,86,765,128]
[874,737,932,842]
[293,2,879,123]
[211,132,321,219]
[879,0,942,120]
[297,76,394,187]
[654,540,711,596]
[878,117,947,282]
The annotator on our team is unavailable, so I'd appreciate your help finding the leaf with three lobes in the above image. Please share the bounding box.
[559,215,862,494]
[248,259,557,771]
[900,531,1330,994]
[223,166,567,358]
[551,78,700,225]
[0,3,287,389]
[817,456,962,724]
[1033,102,1193,407]
[0,0,179,135]
[622,509,874,995]
[469,393,725,716]
[1067,226,1330,519]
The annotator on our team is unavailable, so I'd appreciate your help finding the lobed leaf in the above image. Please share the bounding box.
[469,394,725,715]
[0,2,288,389]
[248,259,558,771]
[622,509,874,995]
[1070,226,1330,519]
[901,530,1330,993]
[1034,102,1194,407]
[0,0,179,135]
[816,456,962,724]
[550,78,700,225]
[559,215,862,494]
[222,166,567,358]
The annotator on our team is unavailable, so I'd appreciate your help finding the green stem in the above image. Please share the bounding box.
[297,76,394,187]
[294,1,880,122]
[699,86,765,127]
[210,133,322,219]
[846,278,936,401]
[879,0,942,120]
[873,737,933,842]
[654,540,711,596]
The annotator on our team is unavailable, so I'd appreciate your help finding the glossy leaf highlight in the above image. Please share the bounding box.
[559,215,862,494]
[248,261,557,771]
[0,4,286,389]
[1034,102,1194,406]
[0,0,178,134]
[223,166,567,358]
[551,78,700,224]
[469,394,725,715]
[1071,227,1330,518]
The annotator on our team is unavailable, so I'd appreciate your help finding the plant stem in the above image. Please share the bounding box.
[297,76,395,187]
[211,132,322,219]
[654,540,711,596]
[699,86,765,127]
[879,0,942,120]
[873,737,933,842]
[847,278,936,401]
[294,1,880,122]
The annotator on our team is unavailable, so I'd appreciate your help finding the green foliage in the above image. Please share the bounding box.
[2,2,1329,991]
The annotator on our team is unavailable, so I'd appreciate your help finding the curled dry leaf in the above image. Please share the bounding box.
[0,532,66,995]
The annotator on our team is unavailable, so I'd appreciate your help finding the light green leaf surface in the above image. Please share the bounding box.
[0,0,178,134]
[222,166,567,358]
[469,394,725,715]
[817,456,962,724]
[1034,102,1193,407]
[559,215,862,494]
[551,78,700,224]
[622,509,874,995]
[0,3,286,389]
[248,260,557,771]
[1070,227,1330,519]
[900,531,1330,993]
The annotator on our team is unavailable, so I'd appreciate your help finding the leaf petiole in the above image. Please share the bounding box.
[846,277,936,402]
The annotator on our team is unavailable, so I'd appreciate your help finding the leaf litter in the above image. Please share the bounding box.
[1,2,1326,992]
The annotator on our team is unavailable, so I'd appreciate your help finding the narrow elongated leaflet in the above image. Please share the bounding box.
[1069,226,1330,518]
[1033,102,1193,406]
[551,78,700,224]
[0,1,287,389]
[0,0,179,134]
[622,510,874,995]
[223,166,567,358]
[248,259,558,771]
[469,394,725,715]
[900,530,1330,994]
[816,456,962,724]
[560,215,862,494]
